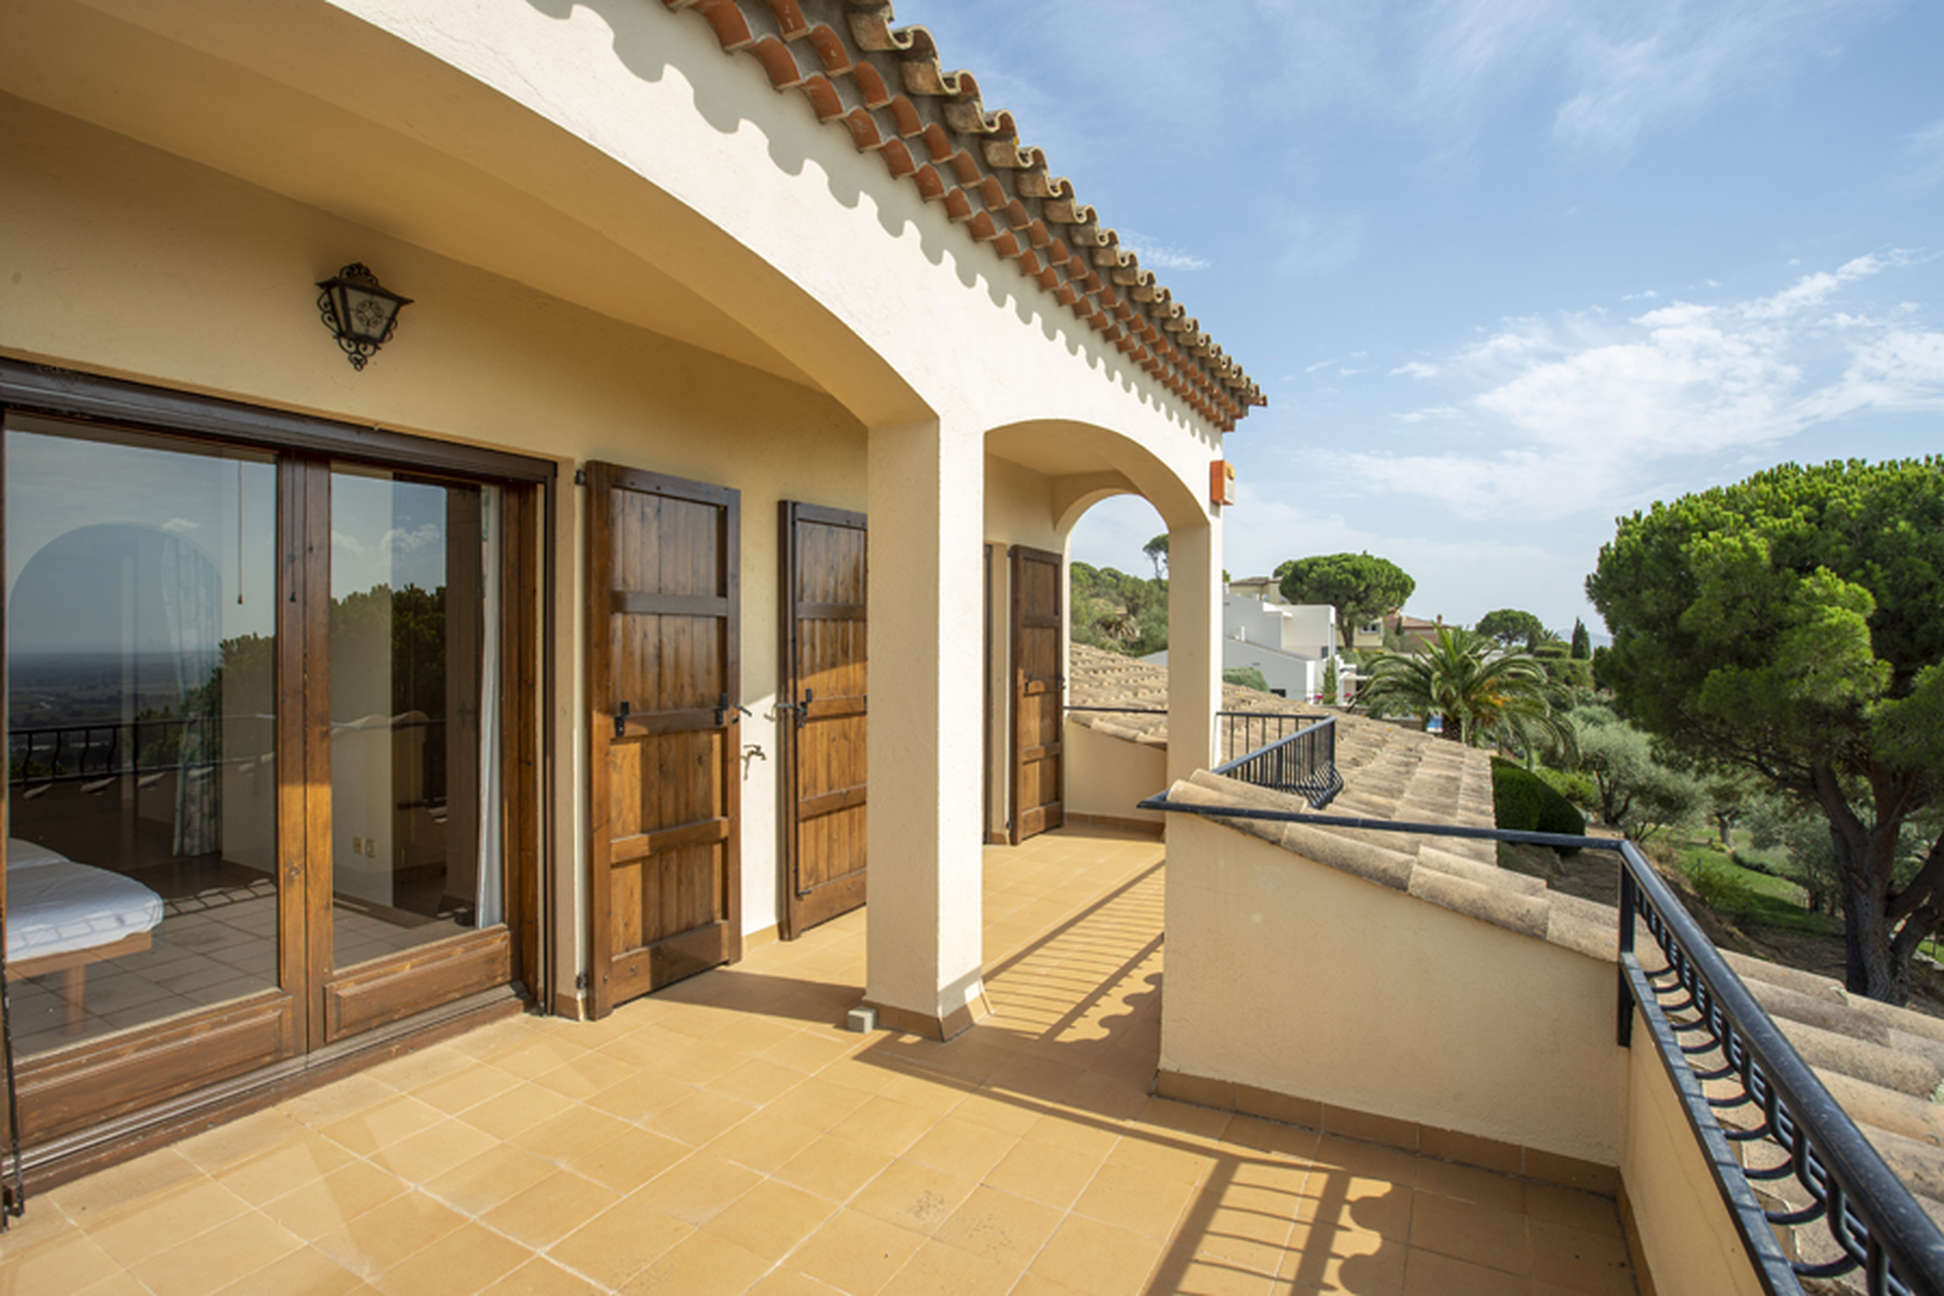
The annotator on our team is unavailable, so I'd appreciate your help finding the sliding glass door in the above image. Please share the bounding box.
[3,407,535,1143]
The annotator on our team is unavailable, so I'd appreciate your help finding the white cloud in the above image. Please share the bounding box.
[1391,361,1441,378]
[1114,230,1211,271]
[1396,405,1462,423]
[1901,118,1944,189]
[1344,252,1944,521]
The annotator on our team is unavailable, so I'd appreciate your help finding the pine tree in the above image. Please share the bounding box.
[1569,618,1591,660]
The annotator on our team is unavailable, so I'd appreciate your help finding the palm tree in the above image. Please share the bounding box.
[1358,627,1576,761]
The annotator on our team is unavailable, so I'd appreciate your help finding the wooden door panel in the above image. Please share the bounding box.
[1010,545,1064,843]
[779,502,867,939]
[587,464,741,1017]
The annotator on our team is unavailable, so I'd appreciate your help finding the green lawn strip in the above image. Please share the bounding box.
[1669,839,1841,938]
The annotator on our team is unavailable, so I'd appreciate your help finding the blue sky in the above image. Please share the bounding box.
[898,0,1944,635]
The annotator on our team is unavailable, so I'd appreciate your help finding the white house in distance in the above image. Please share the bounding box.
[1144,579,1352,702]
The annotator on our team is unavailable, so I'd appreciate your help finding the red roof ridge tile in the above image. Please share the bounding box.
[662,0,1265,429]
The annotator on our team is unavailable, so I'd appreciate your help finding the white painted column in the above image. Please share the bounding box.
[863,418,988,1037]
[1166,515,1222,782]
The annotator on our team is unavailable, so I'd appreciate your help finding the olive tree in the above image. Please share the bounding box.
[1587,458,1944,1004]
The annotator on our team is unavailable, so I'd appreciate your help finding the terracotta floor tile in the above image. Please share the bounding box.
[785,1208,926,1294]
[763,1077,875,1133]
[1528,1219,1636,1295]
[44,1148,201,1227]
[408,1063,519,1115]
[714,1056,814,1106]
[1071,1159,1199,1238]
[556,1123,690,1194]
[477,1257,594,1296]
[1410,1155,1527,1215]
[583,1073,689,1123]
[645,1087,760,1146]
[628,1152,763,1227]
[1524,1183,1623,1238]
[208,1245,367,1296]
[369,1219,531,1295]
[319,1094,454,1160]
[1295,1167,1415,1243]
[618,1228,771,1295]
[981,1137,1107,1210]
[421,1143,559,1216]
[1280,1218,1408,1295]
[705,1104,826,1174]
[0,1229,124,1292]
[751,1254,854,1293]
[309,1190,467,1279]
[1102,1129,1220,1186]
[213,1134,356,1203]
[1153,1252,1279,1296]
[480,1169,619,1249]
[1403,1246,1530,1296]
[1026,1214,1164,1296]
[881,1238,1020,1296]
[511,1104,637,1165]
[852,1157,982,1236]
[130,1210,306,1296]
[899,1115,1020,1184]
[932,1185,1062,1266]
[546,1192,694,1289]
[88,1175,254,1267]
[175,1109,313,1174]
[465,1084,578,1143]
[258,1160,409,1241]
[774,1133,899,1203]
[370,1116,501,1184]
[703,1179,836,1262]
[1409,1190,1532,1276]
[529,1050,637,1101]
[827,1095,940,1158]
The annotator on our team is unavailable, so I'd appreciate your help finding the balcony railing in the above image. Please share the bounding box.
[1137,785,1944,1296]
[1209,715,1340,808]
[1065,706,1339,799]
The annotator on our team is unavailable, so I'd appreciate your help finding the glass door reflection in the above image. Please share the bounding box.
[4,415,279,1055]
[328,467,502,968]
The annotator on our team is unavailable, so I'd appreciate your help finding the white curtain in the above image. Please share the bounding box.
[474,487,503,927]
[158,532,221,858]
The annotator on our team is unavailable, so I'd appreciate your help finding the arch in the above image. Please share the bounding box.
[984,418,1207,537]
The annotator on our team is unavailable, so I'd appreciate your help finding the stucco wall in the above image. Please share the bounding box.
[1,0,1230,1026]
[1161,812,1628,1165]
[1063,723,1166,827]
[1621,1010,1767,1296]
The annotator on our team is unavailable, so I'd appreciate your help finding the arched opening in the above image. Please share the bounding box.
[980,419,1221,845]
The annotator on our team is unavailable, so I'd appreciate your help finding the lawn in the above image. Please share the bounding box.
[1666,838,1842,938]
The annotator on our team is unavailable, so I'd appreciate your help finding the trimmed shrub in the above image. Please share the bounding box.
[1222,666,1268,692]
[1534,766,1597,810]
[1492,758,1587,838]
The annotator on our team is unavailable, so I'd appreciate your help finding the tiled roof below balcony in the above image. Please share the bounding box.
[2,828,1637,1294]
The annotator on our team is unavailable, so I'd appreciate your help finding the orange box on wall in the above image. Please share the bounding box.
[1210,459,1236,506]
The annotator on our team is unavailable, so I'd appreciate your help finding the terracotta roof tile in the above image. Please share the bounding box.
[662,0,1265,429]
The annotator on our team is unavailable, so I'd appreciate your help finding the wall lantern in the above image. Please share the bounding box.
[316,263,412,370]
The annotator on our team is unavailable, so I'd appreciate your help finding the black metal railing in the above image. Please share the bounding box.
[1135,790,1944,1296]
[1064,705,1334,777]
[1211,715,1340,808]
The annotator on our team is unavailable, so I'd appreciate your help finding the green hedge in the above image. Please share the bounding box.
[1492,758,1587,838]
[1222,666,1268,691]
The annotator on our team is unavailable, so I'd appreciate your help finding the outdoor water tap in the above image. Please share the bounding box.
[741,744,767,777]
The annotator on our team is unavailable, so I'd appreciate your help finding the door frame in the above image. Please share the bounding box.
[1008,544,1065,844]
[582,461,743,1019]
[0,359,552,1148]
[777,500,867,940]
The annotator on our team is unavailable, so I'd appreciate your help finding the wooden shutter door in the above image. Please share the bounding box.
[584,463,741,1017]
[1010,545,1065,843]
[778,502,867,939]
